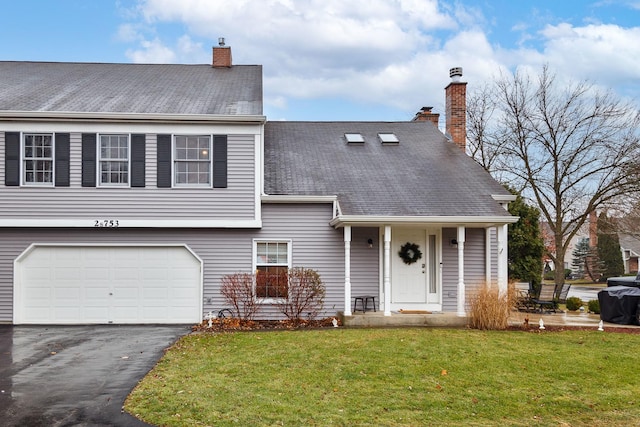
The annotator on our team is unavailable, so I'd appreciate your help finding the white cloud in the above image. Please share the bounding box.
[118,0,640,118]
[126,38,176,63]
[115,23,142,43]
[539,23,640,85]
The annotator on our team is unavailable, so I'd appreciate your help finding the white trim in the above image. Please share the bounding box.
[343,226,352,316]
[252,238,293,303]
[491,194,517,202]
[262,195,338,203]
[331,215,519,227]
[21,132,55,187]
[255,133,263,228]
[485,227,492,286]
[0,110,266,123]
[457,226,466,317]
[0,121,263,135]
[497,224,509,295]
[383,225,392,316]
[172,134,213,188]
[0,219,262,228]
[13,242,204,325]
[97,133,131,188]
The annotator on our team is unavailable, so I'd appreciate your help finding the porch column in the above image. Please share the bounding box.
[343,226,352,316]
[457,226,466,317]
[497,224,508,295]
[485,227,492,287]
[383,225,392,316]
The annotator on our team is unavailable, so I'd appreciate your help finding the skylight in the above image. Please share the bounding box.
[378,133,399,144]
[345,133,365,143]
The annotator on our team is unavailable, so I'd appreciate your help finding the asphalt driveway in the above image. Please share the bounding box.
[0,325,191,427]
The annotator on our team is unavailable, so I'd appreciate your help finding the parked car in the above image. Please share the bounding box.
[606,271,640,287]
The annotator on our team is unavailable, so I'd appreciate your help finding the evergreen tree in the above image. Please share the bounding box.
[507,188,544,293]
[597,213,624,280]
[572,237,599,281]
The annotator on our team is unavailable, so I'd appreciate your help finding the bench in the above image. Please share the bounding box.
[353,295,377,313]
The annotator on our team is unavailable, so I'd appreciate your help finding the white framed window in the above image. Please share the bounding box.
[23,133,54,185]
[99,134,130,186]
[254,240,291,300]
[174,135,211,186]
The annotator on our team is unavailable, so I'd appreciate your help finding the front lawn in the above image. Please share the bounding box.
[126,328,640,426]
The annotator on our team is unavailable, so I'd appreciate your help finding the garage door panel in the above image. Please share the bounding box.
[55,287,81,300]
[16,245,202,324]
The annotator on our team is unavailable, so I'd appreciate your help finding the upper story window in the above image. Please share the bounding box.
[99,134,129,186]
[23,133,54,185]
[174,135,211,186]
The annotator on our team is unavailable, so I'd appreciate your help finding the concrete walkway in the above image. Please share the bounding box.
[343,284,640,329]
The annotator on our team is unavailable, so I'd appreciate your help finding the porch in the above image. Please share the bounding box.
[340,309,637,329]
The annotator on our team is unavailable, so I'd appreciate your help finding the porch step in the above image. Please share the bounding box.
[340,312,468,328]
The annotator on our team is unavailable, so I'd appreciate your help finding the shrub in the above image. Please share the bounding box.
[565,296,583,311]
[468,285,511,330]
[220,272,261,321]
[276,267,325,324]
[588,299,600,314]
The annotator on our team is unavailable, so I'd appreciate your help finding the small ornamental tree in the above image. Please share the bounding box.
[220,272,260,321]
[276,267,326,324]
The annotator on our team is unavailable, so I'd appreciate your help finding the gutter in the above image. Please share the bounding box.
[0,111,266,124]
[330,215,520,228]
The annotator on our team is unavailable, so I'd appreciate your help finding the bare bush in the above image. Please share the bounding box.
[220,273,260,321]
[276,267,325,324]
[468,285,513,330]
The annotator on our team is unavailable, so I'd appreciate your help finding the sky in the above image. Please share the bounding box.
[1,0,639,122]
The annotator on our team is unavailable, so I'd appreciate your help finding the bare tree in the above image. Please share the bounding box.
[466,83,509,179]
[470,65,640,289]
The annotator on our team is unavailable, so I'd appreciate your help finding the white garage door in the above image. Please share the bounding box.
[14,245,202,325]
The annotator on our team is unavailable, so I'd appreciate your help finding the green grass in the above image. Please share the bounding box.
[125,328,640,426]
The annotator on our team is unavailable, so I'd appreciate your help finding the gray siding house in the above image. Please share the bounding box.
[0,45,517,324]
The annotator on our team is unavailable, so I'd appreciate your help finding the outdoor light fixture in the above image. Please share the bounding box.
[367,238,373,248]
[450,239,458,248]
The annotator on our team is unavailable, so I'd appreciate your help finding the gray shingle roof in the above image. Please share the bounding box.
[265,121,512,218]
[0,61,262,115]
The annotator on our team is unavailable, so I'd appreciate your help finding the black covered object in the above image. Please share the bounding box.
[598,286,640,325]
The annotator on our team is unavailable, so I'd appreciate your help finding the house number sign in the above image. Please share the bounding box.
[94,219,120,228]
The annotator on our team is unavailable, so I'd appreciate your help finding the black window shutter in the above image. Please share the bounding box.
[81,133,96,187]
[54,133,70,187]
[213,135,227,188]
[4,132,20,186]
[157,134,172,188]
[131,134,146,187]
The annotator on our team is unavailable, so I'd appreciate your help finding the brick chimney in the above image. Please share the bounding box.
[212,37,232,68]
[412,106,440,128]
[445,67,467,151]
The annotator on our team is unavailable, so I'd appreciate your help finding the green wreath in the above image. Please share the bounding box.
[398,242,422,265]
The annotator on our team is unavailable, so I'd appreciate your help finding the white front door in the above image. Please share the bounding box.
[391,229,441,312]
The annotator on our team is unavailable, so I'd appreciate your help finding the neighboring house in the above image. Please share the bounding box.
[618,233,640,274]
[0,45,517,325]
[540,220,591,276]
